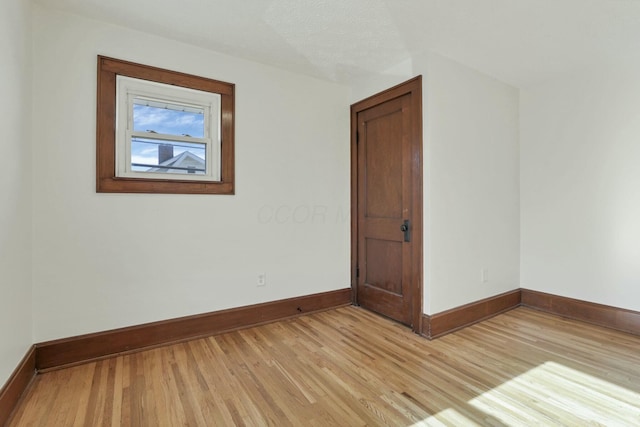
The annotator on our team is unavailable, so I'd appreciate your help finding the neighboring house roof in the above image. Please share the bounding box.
[149,151,205,174]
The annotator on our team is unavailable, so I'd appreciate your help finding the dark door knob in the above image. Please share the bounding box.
[401,219,410,242]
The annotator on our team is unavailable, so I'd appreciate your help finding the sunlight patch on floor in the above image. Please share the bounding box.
[410,361,640,426]
[408,407,479,427]
[468,361,640,426]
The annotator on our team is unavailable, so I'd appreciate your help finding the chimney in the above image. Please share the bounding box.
[158,144,174,164]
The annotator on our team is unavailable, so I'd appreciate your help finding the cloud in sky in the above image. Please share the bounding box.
[133,105,205,137]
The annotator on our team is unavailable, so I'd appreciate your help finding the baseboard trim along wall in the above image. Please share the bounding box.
[4,287,640,421]
[421,290,522,339]
[521,289,640,337]
[0,345,36,427]
[36,288,352,371]
[421,288,640,339]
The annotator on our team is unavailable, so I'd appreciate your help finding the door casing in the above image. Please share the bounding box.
[350,76,424,332]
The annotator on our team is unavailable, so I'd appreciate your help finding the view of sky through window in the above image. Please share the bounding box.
[131,103,206,169]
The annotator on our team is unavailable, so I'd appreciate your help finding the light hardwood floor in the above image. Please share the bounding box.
[7,306,640,426]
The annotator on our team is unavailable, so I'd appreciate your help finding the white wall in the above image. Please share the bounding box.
[350,52,520,315]
[521,64,640,312]
[0,0,33,387]
[31,6,351,342]
[424,53,520,314]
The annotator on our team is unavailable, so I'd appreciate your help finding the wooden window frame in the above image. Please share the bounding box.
[96,56,235,194]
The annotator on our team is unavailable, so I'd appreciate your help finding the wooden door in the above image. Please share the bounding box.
[351,77,422,330]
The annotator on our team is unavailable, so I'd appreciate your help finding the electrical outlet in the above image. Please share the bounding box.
[257,273,267,287]
[481,268,489,283]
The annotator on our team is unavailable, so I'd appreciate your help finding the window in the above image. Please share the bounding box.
[97,56,235,194]
[116,77,220,181]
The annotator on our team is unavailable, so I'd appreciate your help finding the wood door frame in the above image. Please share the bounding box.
[350,76,423,333]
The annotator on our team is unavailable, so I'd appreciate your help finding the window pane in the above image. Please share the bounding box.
[133,98,205,138]
[131,137,206,175]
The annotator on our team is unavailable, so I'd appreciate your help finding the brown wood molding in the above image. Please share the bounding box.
[421,289,640,339]
[0,345,36,426]
[422,290,521,339]
[521,289,640,336]
[36,288,351,371]
[96,56,235,194]
[350,76,424,332]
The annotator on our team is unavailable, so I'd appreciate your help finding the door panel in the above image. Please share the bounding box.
[364,109,403,219]
[365,238,403,295]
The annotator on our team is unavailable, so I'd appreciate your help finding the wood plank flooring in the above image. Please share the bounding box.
[7,306,640,426]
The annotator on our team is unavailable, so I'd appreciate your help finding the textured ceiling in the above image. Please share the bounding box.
[35,0,640,87]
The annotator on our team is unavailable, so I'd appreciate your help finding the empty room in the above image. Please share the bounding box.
[1,0,639,425]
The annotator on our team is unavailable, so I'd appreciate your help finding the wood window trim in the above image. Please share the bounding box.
[96,56,235,194]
